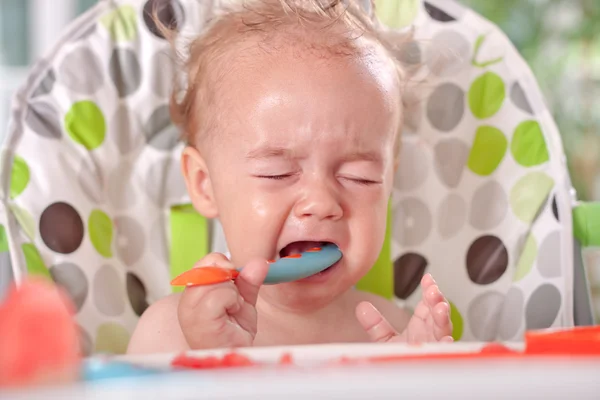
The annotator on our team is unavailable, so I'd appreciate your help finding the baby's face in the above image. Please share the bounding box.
[184,43,401,310]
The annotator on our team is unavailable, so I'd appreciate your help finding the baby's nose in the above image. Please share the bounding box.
[293,184,343,221]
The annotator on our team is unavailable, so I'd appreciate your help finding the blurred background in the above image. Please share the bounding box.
[1,0,599,199]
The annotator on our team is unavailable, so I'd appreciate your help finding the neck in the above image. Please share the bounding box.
[255,289,360,345]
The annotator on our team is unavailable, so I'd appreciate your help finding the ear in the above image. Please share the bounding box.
[181,146,218,218]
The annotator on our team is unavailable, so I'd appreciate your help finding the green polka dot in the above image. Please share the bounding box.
[22,243,51,279]
[511,120,549,167]
[10,155,30,199]
[449,301,463,341]
[100,5,138,42]
[65,101,106,150]
[95,322,130,354]
[467,125,507,176]
[9,204,35,240]
[514,234,537,281]
[89,210,113,258]
[375,0,419,29]
[0,224,8,253]
[510,172,554,222]
[468,72,505,119]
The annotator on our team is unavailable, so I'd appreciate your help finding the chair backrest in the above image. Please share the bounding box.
[381,0,576,342]
[0,0,577,354]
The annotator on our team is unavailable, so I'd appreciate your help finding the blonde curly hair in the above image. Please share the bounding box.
[154,0,411,151]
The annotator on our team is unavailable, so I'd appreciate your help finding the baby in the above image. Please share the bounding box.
[128,0,452,354]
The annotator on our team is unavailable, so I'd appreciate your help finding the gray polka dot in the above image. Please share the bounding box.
[144,157,187,206]
[78,326,93,357]
[510,82,533,114]
[397,41,421,66]
[425,30,470,77]
[469,180,508,230]
[78,157,105,203]
[537,231,561,278]
[25,100,62,139]
[468,291,504,341]
[58,47,104,94]
[50,262,88,312]
[437,193,466,239]
[127,272,149,316]
[150,217,168,264]
[525,284,561,330]
[393,197,432,247]
[499,288,524,340]
[144,105,180,150]
[114,216,145,266]
[109,48,142,97]
[427,83,465,132]
[109,104,145,155]
[93,264,125,316]
[150,51,176,98]
[434,138,469,188]
[402,91,423,133]
[31,69,56,98]
[394,141,429,191]
[107,161,138,209]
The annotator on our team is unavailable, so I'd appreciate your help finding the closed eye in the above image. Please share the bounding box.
[342,177,381,186]
[255,174,294,180]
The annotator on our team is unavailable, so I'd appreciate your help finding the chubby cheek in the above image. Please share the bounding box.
[350,202,387,265]
[215,183,290,265]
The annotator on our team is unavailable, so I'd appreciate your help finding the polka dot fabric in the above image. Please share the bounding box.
[0,0,216,355]
[0,0,578,353]
[387,0,576,341]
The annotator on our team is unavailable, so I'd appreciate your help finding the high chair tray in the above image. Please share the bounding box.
[7,329,600,400]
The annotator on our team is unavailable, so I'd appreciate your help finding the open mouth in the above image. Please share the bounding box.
[278,241,332,259]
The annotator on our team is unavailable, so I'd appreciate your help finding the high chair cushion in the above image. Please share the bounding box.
[0,0,579,353]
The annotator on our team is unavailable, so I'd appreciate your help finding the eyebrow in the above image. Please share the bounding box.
[342,151,383,164]
[245,146,383,164]
[245,146,293,160]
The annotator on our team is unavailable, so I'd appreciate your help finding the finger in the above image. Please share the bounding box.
[424,284,445,308]
[412,300,429,322]
[180,282,240,318]
[236,258,269,306]
[193,252,235,269]
[420,273,436,291]
[440,335,454,343]
[432,301,453,340]
[355,301,398,343]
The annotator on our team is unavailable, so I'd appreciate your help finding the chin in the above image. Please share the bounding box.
[262,260,356,311]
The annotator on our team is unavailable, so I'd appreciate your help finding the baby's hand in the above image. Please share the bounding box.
[177,253,269,349]
[356,274,453,344]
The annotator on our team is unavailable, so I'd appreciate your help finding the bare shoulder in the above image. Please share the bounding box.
[354,290,411,333]
[126,293,190,355]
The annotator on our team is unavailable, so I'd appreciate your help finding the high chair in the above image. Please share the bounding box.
[0,0,597,355]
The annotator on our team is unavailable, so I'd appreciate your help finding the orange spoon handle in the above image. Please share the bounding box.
[171,267,240,287]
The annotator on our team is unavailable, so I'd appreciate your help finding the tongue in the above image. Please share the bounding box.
[280,241,323,258]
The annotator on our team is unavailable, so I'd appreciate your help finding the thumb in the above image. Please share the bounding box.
[235,258,269,306]
[355,301,398,343]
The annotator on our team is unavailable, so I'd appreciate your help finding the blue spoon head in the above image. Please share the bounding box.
[263,243,343,284]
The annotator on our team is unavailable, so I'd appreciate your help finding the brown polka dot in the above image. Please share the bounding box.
[424,2,456,22]
[143,0,184,39]
[40,202,84,254]
[127,272,149,316]
[394,253,428,300]
[466,235,508,285]
[552,194,559,221]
